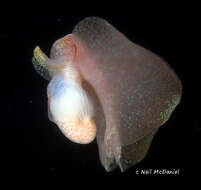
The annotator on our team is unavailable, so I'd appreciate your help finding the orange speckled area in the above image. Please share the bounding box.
[57,117,96,144]
[50,34,77,61]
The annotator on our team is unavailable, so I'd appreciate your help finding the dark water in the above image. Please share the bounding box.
[1,14,200,184]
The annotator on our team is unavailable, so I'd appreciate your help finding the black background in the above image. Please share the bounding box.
[1,12,200,184]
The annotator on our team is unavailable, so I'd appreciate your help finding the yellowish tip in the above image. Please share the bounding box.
[33,46,48,63]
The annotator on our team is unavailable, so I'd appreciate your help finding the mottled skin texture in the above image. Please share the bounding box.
[32,17,182,172]
[71,17,182,171]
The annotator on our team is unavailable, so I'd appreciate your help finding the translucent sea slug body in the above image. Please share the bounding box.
[32,17,182,172]
[47,75,96,144]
